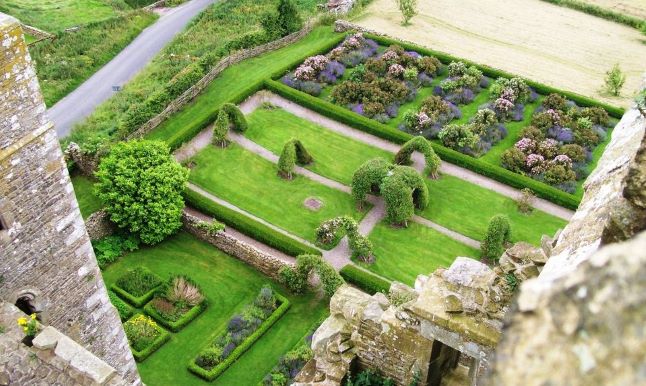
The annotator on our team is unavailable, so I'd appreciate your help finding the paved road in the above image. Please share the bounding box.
[49,0,216,137]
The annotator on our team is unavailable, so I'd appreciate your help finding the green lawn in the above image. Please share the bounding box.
[0,0,121,32]
[245,107,393,185]
[420,174,567,245]
[102,231,328,386]
[359,221,480,285]
[70,175,102,219]
[146,26,340,146]
[188,143,368,243]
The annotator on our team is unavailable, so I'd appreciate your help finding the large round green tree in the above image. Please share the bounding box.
[95,140,189,245]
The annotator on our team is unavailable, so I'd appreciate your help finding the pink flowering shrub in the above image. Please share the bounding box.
[538,139,559,158]
[387,64,405,77]
[494,97,514,113]
[552,154,572,167]
[515,137,536,153]
[303,55,329,72]
[545,109,561,126]
[381,50,399,62]
[343,33,365,49]
[294,65,315,81]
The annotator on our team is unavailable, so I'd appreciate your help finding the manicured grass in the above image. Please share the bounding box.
[70,175,102,219]
[245,107,393,185]
[0,0,121,32]
[31,10,158,106]
[101,231,328,386]
[188,143,368,243]
[146,26,340,145]
[420,174,567,244]
[359,220,480,285]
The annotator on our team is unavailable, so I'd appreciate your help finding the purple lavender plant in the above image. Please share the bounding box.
[385,103,399,118]
[548,127,574,143]
[405,51,422,59]
[433,85,444,96]
[528,89,538,102]
[350,103,365,116]
[418,72,434,87]
[326,60,345,77]
[479,77,490,88]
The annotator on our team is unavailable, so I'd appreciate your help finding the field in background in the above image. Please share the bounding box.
[354,0,646,108]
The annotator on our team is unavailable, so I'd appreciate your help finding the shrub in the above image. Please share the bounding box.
[351,158,392,207]
[339,265,391,295]
[124,315,162,352]
[262,344,313,386]
[108,291,133,321]
[604,63,626,96]
[396,0,417,25]
[221,103,248,132]
[212,110,230,147]
[92,234,141,269]
[516,188,536,214]
[195,219,225,236]
[262,0,303,39]
[278,139,312,179]
[481,215,511,261]
[279,254,344,297]
[95,140,188,244]
[346,369,395,386]
[438,124,479,153]
[316,216,373,262]
[116,267,163,298]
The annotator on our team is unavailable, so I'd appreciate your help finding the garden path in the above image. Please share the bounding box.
[238,92,574,221]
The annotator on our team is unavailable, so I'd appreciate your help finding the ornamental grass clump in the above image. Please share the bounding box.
[150,276,205,322]
[194,286,278,370]
[124,315,162,352]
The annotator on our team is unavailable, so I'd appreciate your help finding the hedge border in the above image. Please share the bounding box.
[538,0,646,31]
[110,268,164,308]
[127,315,172,363]
[108,290,134,322]
[340,264,392,295]
[361,33,625,118]
[144,300,208,332]
[187,292,292,381]
[265,79,581,210]
[184,188,321,257]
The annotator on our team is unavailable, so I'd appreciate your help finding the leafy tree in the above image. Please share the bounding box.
[212,110,229,147]
[481,214,511,261]
[262,0,303,39]
[95,140,188,245]
[604,63,626,96]
[396,0,417,25]
[221,103,247,132]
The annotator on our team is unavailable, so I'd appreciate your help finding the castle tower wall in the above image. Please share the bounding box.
[0,13,140,384]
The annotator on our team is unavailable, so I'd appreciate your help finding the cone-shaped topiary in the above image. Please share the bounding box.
[481,214,512,261]
[221,103,247,132]
[277,139,312,179]
[212,110,229,147]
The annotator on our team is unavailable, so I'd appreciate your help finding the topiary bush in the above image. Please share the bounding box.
[395,136,441,178]
[316,216,373,262]
[481,214,512,261]
[277,139,313,179]
[221,103,248,132]
[351,158,392,208]
[212,110,230,147]
[95,140,188,245]
[279,254,344,297]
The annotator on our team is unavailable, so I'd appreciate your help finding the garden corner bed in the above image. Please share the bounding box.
[124,314,172,362]
[111,267,163,308]
[143,275,208,332]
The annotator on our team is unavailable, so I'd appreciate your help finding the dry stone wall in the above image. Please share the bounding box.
[85,210,116,241]
[0,13,140,384]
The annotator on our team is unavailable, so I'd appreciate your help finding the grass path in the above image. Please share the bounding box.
[102,231,327,386]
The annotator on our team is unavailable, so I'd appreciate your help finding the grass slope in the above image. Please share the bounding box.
[361,220,480,285]
[188,143,367,243]
[101,231,328,386]
[70,175,102,219]
[244,107,393,185]
[421,174,567,244]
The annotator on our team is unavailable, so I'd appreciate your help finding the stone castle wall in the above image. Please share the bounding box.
[0,14,140,384]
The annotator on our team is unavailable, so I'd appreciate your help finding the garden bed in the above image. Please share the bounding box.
[143,275,208,332]
[124,314,171,362]
[188,287,291,381]
[111,267,163,307]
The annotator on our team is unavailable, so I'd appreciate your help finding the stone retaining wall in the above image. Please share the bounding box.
[85,210,116,241]
[20,23,54,41]
[127,21,317,139]
[182,212,293,280]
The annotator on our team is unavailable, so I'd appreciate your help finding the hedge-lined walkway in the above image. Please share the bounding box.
[238,92,574,221]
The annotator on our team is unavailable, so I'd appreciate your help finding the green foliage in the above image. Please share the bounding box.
[438,124,479,152]
[222,103,248,132]
[636,89,646,117]
[505,273,519,292]
[346,369,395,386]
[108,291,134,321]
[481,215,511,261]
[92,234,141,269]
[538,0,646,32]
[183,188,321,257]
[279,254,345,297]
[604,64,626,96]
[382,166,429,225]
[115,267,163,298]
[212,110,230,147]
[144,298,207,332]
[195,219,226,236]
[262,0,303,39]
[339,265,391,295]
[124,314,171,362]
[316,216,374,261]
[351,158,392,206]
[267,79,581,209]
[395,136,441,178]
[278,139,313,179]
[96,140,188,244]
[395,0,417,25]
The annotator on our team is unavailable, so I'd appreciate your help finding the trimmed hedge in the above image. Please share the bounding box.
[188,293,291,381]
[362,33,625,118]
[144,300,208,333]
[128,316,172,363]
[108,291,134,321]
[111,278,163,308]
[265,79,581,210]
[340,264,392,295]
[184,188,321,257]
[539,0,646,31]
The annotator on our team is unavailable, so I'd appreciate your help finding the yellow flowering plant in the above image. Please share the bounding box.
[123,315,161,351]
[16,313,38,337]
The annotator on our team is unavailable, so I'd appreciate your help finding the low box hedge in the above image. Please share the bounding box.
[128,316,172,363]
[340,264,392,295]
[265,79,581,210]
[187,293,292,381]
[144,300,208,333]
[111,268,164,308]
[362,33,625,119]
[184,188,321,257]
[108,290,134,322]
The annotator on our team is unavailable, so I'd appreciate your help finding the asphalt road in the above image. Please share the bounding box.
[49,0,216,137]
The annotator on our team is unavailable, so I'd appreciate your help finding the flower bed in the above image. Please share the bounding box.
[124,314,171,362]
[188,286,291,381]
[111,267,163,307]
[143,275,207,332]
[500,94,613,193]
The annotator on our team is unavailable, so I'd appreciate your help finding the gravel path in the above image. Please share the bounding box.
[183,207,296,264]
